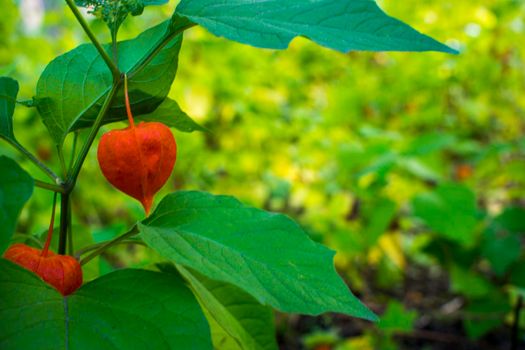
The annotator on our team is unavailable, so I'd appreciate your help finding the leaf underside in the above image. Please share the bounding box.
[175,0,456,53]
[178,265,278,350]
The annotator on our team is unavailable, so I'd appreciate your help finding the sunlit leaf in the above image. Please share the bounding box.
[139,191,377,320]
[136,97,207,133]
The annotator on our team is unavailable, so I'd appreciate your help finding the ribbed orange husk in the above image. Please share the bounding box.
[97,121,177,215]
[3,243,83,296]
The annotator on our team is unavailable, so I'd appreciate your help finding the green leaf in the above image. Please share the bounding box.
[482,227,521,276]
[175,0,456,54]
[36,20,183,145]
[378,301,417,334]
[510,263,525,288]
[402,132,457,156]
[0,76,18,142]
[0,156,34,254]
[412,183,479,245]
[139,191,377,321]
[450,265,495,299]
[398,158,442,182]
[0,259,212,349]
[493,206,525,234]
[178,265,278,350]
[361,197,396,248]
[464,296,511,339]
[136,97,207,132]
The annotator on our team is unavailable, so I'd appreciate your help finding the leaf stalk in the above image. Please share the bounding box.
[64,0,121,79]
[79,226,139,265]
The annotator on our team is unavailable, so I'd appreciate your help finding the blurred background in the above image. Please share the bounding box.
[1,0,524,349]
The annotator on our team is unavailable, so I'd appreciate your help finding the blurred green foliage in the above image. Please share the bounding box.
[1,0,524,348]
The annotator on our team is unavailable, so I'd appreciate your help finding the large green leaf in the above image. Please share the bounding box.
[139,191,377,321]
[0,76,18,142]
[0,156,34,254]
[36,20,183,145]
[175,0,456,53]
[178,265,278,350]
[412,183,479,245]
[0,259,212,349]
[136,97,207,132]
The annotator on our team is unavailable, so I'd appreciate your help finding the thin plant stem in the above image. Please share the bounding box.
[67,81,121,187]
[128,23,195,79]
[64,0,120,78]
[75,239,145,260]
[67,197,74,256]
[57,146,68,178]
[111,28,119,67]
[58,193,70,255]
[2,137,61,184]
[11,234,44,248]
[68,131,79,173]
[41,192,58,257]
[80,226,139,265]
[35,180,66,193]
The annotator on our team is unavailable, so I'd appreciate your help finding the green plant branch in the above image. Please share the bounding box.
[67,81,121,188]
[1,137,62,184]
[57,146,68,178]
[68,131,79,173]
[11,233,44,248]
[79,226,140,265]
[57,193,70,255]
[75,239,145,260]
[64,0,120,79]
[129,22,196,79]
[111,28,119,67]
[35,180,66,193]
[67,197,74,256]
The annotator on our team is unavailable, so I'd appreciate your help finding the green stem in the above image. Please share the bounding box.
[80,226,139,265]
[11,233,44,248]
[111,28,119,67]
[57,146,68,178]
[129,23,195,79]
[75,239,145,260]
[67,81,121,187]
[68,131,79,173]
[64,0,120,79]
[35,180,66,193]
[2,137,61,184]
[57,193,70,255]
[42,192,58,256]
[67,197,74,256]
